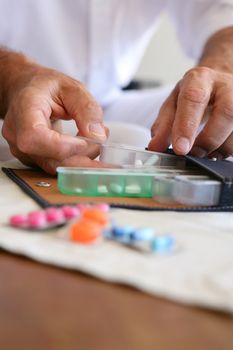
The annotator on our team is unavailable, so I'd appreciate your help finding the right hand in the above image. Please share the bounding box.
[2,64,108,174]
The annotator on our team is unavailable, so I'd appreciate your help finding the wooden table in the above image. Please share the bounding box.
[0,249,233,350]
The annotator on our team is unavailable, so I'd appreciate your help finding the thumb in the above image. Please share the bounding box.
[61,81,107,141]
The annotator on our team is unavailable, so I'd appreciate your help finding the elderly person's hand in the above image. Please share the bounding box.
[1,51,108,174]
[149,27,233,160]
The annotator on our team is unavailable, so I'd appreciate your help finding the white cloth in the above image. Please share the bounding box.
[1,160,233,312]
[0,0,233,105]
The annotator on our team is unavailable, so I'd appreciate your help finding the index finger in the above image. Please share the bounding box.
[16,107,89,160]
[172,68,213,155]
[60,80,107,141]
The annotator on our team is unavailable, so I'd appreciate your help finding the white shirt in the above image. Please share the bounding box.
[0,0,233,105]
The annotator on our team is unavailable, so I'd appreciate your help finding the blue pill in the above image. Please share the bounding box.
[130,228,155,241]
[150,235,175,252]
[112,225,134,238]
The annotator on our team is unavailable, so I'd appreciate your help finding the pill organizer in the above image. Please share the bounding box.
[77,135,186,168]
[57,167,161,197]
[57,166,199,197]
[153,175,221,206]
[99,143,186,168]
[57,137,233,207]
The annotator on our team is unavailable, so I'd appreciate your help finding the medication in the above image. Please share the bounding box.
[70,218,102,243]
[82,208,109,227]
[109,183,124,194]
[9,204,176,254]
[94,203,110,212]
[129,228,155,241]
[150,235,175,253]
[70,207,110,244]
[99,142,184,167]
[97,185,108,194]
[9,204,109,232]
[125,184,141,194]
[76,135,184,168]
[134,159,143,167]
[61,206,80,219]
[104,224,175,254]
[28,211,47,229]
[9,205,81,230]
[111,225,134,239]
[10,214,28,227]
[45,208,65,223]
[57,167,157,197]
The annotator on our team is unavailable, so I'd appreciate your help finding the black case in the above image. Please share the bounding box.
[185,155,233,206]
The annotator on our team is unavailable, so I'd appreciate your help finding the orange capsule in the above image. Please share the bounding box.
[82,208,108,227]
[70,218,102,244]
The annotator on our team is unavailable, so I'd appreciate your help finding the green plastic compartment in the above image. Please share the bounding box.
[57,167,158,197]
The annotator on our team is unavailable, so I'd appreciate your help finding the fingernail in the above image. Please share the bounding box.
[88,123,106,138]
[175,137,190,154]
[191,146,207,158]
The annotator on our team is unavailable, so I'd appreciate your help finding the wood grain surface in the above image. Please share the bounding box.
[0,250,233,350]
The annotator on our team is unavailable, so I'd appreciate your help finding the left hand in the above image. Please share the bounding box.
[148,66,233,159]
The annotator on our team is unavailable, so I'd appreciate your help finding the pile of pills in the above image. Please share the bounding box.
[9,203,175,253]
[70,207,109,243]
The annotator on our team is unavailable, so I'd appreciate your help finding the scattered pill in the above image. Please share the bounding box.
[10,214,28,227]
[104,225,175,254]
[150,235,175,253]
[94,203,110,212]
[9,205,176,255]
[45,208,65,223]
[61,206,80,219]
[111,225,134,238]
[70,218,102,243]
[82,208,109,227]
[129,228,155,241]
[28,211,47,228]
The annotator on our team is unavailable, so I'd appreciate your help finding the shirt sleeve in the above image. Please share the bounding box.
[166,0,233,59]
